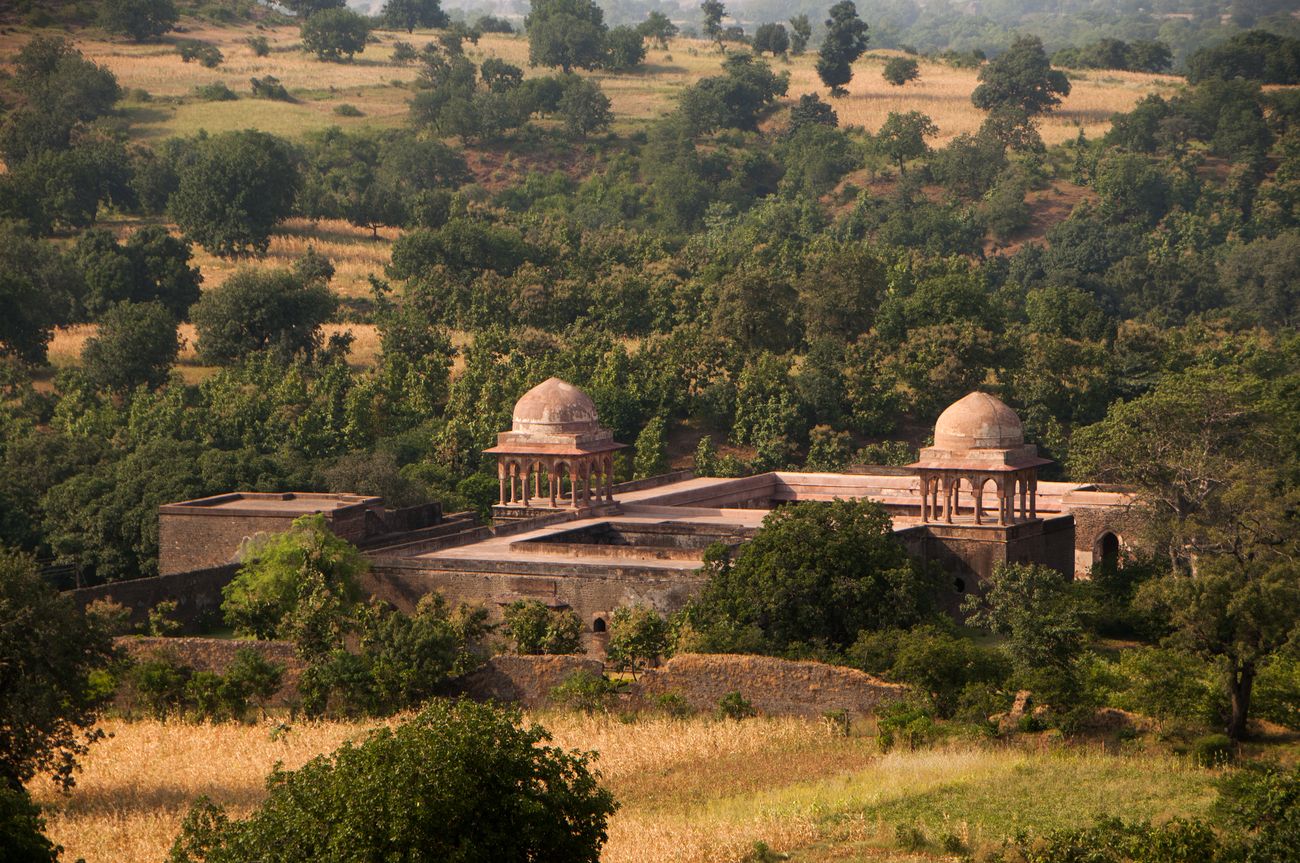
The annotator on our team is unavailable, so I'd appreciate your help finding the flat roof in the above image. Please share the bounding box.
[159,492,384,517]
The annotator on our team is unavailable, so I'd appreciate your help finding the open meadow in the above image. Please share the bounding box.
[29,713,1219,863]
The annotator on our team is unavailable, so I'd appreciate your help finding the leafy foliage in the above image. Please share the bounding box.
[503,599,583,655]
[167,700,617,863]
[817,1,869,96]
[971,34,1070,116]
[0,547,116,791]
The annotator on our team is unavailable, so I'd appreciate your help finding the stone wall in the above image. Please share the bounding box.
[453,655,604,708]
[68,565,239,632]
[633,653,908,717]
[364,561,707,653]
[114,636,304,706]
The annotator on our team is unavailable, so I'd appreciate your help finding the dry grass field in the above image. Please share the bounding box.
[28,712,1217,863]
[0,23,1180,146]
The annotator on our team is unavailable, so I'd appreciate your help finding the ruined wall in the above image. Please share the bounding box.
[67,565,238,631]
[633,654,907,717]
[364,561,708,652]
[115,636,303,705]
[453,655,604,708]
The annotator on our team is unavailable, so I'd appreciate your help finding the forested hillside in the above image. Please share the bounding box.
[0,0,1297,591]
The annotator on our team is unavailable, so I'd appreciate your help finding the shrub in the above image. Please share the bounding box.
[245,35,270,57]
[882,56,919,86]
[391,41,417,64]
[502,599,583,655]
[894,823,927,851]
[716,690,756,720]
[194,82,238,101]
[177,40,223,68]
[1192,733,1234,768]
[0,787,60,863]
[876,700,937,751]
[167,700,617,863]
[605,605,670,677]
[648,692,693,718]
[332,103,363,117]
[148,599,182,636]
[550,670,623,714]
[128,650,192,719]
[249,75,291,101]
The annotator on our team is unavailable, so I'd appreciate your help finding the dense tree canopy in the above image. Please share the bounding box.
[300,7,370,62]
[382,0,449,33]
[526,0,608,73]
[971,34,1071,115]
[169,131,300,257]
[680,499,943,653]
[101,0,179,41]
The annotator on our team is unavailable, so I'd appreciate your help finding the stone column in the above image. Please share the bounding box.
[1019,473,1028,521]
[1029,476,1037,519]
[943,476,953,523]
[974,478,984,525]
[549,463,558,507]
[569,465,580,508]
[997,479,1007,526]
[919,475,929,522]
[521,462,530,507]
[498,462,507,506]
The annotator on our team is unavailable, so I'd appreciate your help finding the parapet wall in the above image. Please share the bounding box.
[68,565,239,632]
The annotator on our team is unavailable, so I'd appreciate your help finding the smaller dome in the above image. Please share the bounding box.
[933,392,1024,451]
[511,378,600,434]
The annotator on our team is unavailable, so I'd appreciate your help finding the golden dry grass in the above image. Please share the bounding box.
[28,712,1215,863]
[0,24,1177,146]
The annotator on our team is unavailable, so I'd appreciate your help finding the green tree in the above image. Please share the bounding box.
[170,130,300,258]
[817,1,869,97]
[558,77,613,136]
[638,11,677,49]
[604,26,646,71]
[0,221,79,363]
[678,52,789,134]
[503,599,583,654]
[0,786,61,863]
[167,700,616,863]
[963,563,1085,694]
[700,0,727,52]
[633,415,669,479]
[0,547,117,791]
[101,0,178,41]
[526,0,608,73]
[788,14,811,55]
[882,56,919,86]
[874,110,937,174]
[190,268,336,364]
[0,36,120,163]
[788,92,838,131]
[300,7,370,62]
[752,23,789,57]
[682,499,941,653]
[82,301,181,393]
[971,34,1070,116]
[382,0,448,33]
[605,605,669,678]
[278,0,345,14]
[220,514,367,641]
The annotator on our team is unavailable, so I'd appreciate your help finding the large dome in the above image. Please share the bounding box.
[511,378,600,434]
[932,392,1024,451]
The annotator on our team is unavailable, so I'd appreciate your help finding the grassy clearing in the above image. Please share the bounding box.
[0,23,1178,146]
[29,713,1217,863]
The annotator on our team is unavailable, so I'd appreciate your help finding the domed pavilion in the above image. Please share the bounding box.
[484,378,627,511]
[909,392,1051,526]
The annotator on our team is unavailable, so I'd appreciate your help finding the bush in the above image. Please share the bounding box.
[167,700,617,863]
[102,0,178,41]
[0,787,60,863]
[300,7,370,62]
[715,690,756,720]
[876,700,937,751]
[245,35,270,56]
[391,41,417,63]
[332,103,363,117]
[882,56,919,86]
[550,670,623,715]
[894,823,927,851]
[194,82,238,101]
[177,40,223,68]
[648,691,693,718]
[249,75,291,101]
[502,599,583,655]
[1191,733,1234,768]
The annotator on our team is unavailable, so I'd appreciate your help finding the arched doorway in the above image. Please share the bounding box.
[1095,531,1121,570]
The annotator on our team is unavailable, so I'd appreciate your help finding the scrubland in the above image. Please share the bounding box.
[30,713,1216,863]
